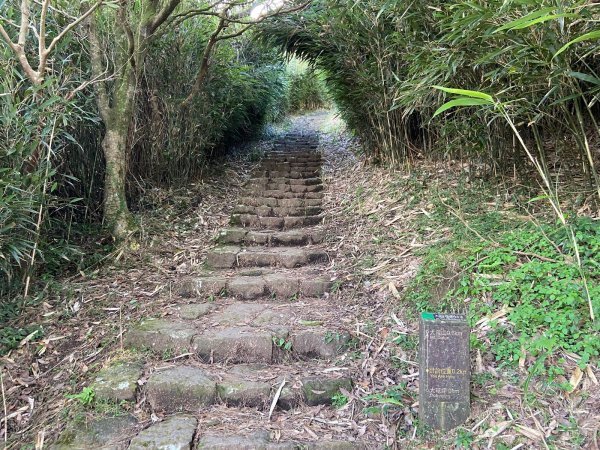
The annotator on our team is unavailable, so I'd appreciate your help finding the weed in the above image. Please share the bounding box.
[454,428,475,448]
[272,336,292,351]
[331,392,349,408]
[65,386,95,407]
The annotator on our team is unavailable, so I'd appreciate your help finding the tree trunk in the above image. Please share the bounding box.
[101,61,137,240]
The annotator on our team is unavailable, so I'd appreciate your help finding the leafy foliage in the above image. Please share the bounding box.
[259,0,600,172]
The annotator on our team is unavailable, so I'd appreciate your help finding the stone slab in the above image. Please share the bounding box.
[146,366,216,412]
[125,319,196,354]
[192,327,274,363]
[93,361,143,402]
[128,415,197,450]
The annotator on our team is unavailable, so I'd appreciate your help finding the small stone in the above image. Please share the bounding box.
[146,366,216,413]
[128,415,197,450]
[177,303,215,320]
[302,377,353,406]
[93,361,143,402]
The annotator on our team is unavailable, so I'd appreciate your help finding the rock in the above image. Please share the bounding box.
[308,442,366,450]
[217,376,271,407]
[300,279,333,297]
[177,303,216,320]
[93,361,143,402]
[214,303,265,325]
[128,415,197,450]
[177,277,227,298]
[192,327,273,363]
[218,228,248,244]
[302,377,353,406]
[263,274,299,298]
[228,277,267,299]
[51,415,138,450]
[292,330,350,359]
[125,319,196,354]
[146,366,216,412]
[197,431,298,450]
[206,246,240,269]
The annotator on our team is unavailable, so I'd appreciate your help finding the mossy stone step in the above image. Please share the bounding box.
[128,415,197,450]
[93,360,143,402]
[239,197,323,208]
[146,366,216,412]
[252,170,320,179]
[145,364,352,413]
[197,432,366,450]
[206,246,328,269]
[217,228,324,246]
[124,318,196,354]
[233,205,323,217]
[231,214,323,229]
[125,319,351,362]
[249,184,324,194]
[177,272,331,300]
[249,177,322,186]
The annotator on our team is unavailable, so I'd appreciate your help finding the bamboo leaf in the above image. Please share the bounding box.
[433,98,492,118]
[494,7,556,32]
[568,71,600,86]
[433,85,494,102]
[554,31,600,58]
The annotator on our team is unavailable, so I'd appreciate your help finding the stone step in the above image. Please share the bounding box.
[252,170,320,179]
[239,197,323,208]
[198,432,365,450]
[249,184,324,194]
[261,163,322,171]
[230,214,324,229]
[240,191,324,201]
[233,205,323,217]
[144,364,352,413]
[125,302,352,362]
[206,246,328,269]
[262,155,322,163]
[129,415,196,450]
[217,228,324,246]
[177,271,332,300]
[52,409,368,449]
[249,177,322,186]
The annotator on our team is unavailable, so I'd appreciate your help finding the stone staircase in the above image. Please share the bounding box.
[55,132,366,449]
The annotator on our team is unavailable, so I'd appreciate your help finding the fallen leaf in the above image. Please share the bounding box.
[569,366,583,391]
[515,424,544,441]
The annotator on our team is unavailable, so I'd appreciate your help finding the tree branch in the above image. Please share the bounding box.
[45,0,104,57]
[39,0,50,59]
[181,12,228,105]
[18,0,30,47]
[148,0,182,35]
[87,13,111,122]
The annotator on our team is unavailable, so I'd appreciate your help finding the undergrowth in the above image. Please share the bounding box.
[402,172,600,385]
